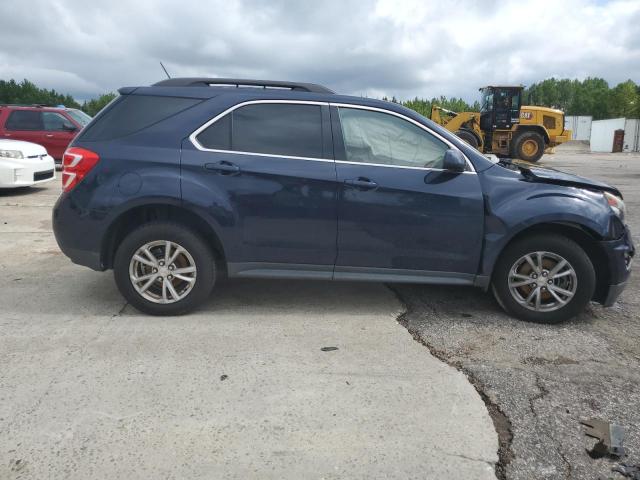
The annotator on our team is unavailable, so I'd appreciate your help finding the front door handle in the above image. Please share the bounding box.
[205,161,240,175]
[344,177,378,190]
[45,134,54,138]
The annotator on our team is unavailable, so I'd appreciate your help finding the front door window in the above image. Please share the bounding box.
[338,107,448,169]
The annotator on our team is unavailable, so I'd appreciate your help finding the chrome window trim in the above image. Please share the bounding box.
[189,100,331,162]
[334,160,476,174]
[189,99,476,173]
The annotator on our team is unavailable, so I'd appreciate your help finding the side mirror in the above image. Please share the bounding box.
[442,149,466,172]
[62,122,77,132]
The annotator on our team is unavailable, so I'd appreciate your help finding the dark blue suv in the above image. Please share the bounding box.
[52,78,634,323]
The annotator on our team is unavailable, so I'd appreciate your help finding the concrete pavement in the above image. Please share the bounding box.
[0,182,498,479]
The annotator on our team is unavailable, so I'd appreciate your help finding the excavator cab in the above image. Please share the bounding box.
[479,86,523,131]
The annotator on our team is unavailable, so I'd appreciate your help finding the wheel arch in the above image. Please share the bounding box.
[101,203,227,273]
[487,222,610,302]
[514,125,550,144]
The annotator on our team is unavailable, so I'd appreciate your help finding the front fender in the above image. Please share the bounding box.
[479,169,612,277]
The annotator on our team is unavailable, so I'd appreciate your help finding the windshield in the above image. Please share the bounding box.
[67,109,92,126]
[480,90,493,112]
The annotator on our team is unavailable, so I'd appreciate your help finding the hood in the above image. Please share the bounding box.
[518,163,621,197]
[493,158,622,197]
[0,139,48,157]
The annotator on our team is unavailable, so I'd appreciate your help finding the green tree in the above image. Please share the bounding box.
[0,79,81,108]
[523,77,639,120]
[82,93,117,116]
[609,80,639,118]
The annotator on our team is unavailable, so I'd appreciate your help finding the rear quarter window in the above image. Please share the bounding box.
[5,110,43,130]
[80,95,201,141]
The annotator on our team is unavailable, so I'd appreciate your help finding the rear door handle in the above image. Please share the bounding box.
[344,177,378,190]
[205,161,240,175]
[45,134,54,138]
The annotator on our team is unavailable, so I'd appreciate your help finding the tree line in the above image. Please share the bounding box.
[0,79,116,116]
[523,78,639,120]
[389,78,639,120]
[2,77,638,120]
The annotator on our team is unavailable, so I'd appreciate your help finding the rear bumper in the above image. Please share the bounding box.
[598,226,634,306]
[52,192,106,271]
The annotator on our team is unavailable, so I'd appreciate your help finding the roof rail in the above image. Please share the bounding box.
[152,77,335,94]
[0,103,64,108]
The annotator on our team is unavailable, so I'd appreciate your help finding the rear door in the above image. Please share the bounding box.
[2,110,43,145]
[41,111,77,160]
[181,100,338,277]
[331,104,484,279]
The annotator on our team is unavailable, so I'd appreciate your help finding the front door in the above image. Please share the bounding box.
[181,101,338,278]
[331,105,484,280]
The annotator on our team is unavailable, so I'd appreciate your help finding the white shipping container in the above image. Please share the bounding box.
[623,119,640,152]
[590,118,626,152]
[564,115,592,141]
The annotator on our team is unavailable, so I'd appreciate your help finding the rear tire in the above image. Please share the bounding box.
[492,234,595,324]
[455,129,480,149]
[114,222,216,316]
[512,131,545,162]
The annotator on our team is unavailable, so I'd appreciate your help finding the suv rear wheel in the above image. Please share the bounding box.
[492,234,596,323]
[114,222,215,315]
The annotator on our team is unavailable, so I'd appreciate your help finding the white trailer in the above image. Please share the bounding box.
[623,118,640,152]
[564,116,592,141]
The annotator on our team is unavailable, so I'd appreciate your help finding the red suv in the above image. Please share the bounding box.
[0,105,92,163]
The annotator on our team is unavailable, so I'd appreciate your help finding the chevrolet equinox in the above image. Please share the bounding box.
[52,78,634,323]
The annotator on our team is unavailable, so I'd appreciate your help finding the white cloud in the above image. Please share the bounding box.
[0,0,638,102]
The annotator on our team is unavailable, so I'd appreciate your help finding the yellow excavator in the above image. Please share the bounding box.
[431,86,572,162]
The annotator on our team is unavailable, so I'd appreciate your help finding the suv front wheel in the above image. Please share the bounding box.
[114,222,216,315]
[492,234,596,323]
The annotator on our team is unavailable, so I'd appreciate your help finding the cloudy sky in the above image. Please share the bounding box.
[1,0,638,102]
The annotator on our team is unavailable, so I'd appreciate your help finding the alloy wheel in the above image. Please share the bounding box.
[507,251,577,312]
[129,240,197,304]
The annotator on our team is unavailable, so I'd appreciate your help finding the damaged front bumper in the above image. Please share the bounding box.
[599,226,634,306]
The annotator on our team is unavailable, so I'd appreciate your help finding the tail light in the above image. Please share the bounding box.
[62,147,100,192]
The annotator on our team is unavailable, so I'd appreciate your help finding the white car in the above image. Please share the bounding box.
[0,139,56,188]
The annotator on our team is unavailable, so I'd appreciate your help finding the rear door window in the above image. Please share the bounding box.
[196,103,324,159]
[5,110,43,131]
[80,95,201,141]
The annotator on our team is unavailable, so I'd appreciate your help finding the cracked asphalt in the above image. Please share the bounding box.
[394,144,640,480]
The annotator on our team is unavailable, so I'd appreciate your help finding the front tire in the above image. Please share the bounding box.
[492,234,596,324]
[114,222,216,316]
